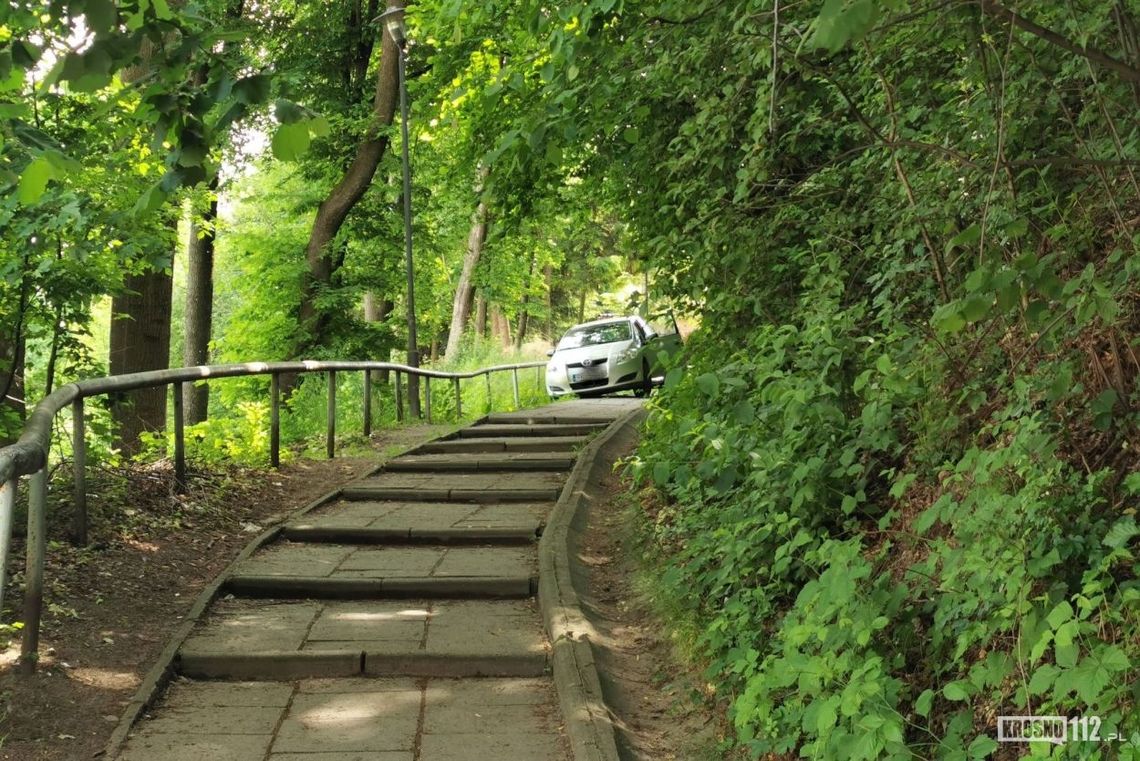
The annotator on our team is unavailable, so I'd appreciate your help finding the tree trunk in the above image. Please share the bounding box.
[444,166,490,362]
[110,270,174,455]
[297,0,403,353]
[513,253,537,351]
[543,263,553,345]
[363,292,394,383]
[112,39,173,456]
[474,294,487,338]
[0,326,25,447]
[577,290,587,323]
[182,190,217,425]
[491,306,511,348]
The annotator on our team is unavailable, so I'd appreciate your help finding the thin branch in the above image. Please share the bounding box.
[979,0,1140,84]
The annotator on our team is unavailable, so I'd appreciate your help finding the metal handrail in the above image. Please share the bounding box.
[0,358,547,673]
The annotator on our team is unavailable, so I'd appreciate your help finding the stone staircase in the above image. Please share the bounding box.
[114,406,624,761]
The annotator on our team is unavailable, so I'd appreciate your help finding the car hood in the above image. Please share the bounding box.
[550,341,632,365]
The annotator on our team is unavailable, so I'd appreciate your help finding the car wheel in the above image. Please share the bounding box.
[634,359,652,398]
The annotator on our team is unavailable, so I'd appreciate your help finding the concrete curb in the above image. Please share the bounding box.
[538,405,647,761]
[103,428,452,760]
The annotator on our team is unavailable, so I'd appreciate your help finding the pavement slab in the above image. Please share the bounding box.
[289,500,549,533]
[383,452,575,472]
[358,471,567,492]
[233,543,536,580]
[456,423,604,438]
[416,435,590,453]
[120,677,569,761]
[181,598,547,668]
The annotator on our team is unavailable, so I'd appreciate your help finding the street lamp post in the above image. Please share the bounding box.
[381,6,420,418]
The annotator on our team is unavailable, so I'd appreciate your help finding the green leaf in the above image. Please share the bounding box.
[932,304,966,334]
[1004,217,1029,238]
[17,156,54,204]
[961,295,991,323]
[274,98,305,124]
[1027,664,1057,695]
[85,0,118,34]
[151,0,174,20]
[663,367,683,389]
[622,127,640,144]
[947,223,981,251]
[234,74,272,105]
[943,681,971,701]
[1046,601,1073,629]
[967,735,998,759]
[271,122,311,161]
[1103,517,1138,549]
[695,373,719,397]
[915,689,934,717]
[652,461,671,486]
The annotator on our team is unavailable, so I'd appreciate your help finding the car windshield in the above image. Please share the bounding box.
[557,321,632,350]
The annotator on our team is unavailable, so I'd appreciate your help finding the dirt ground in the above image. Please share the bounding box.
[0,425,448,761]
[578,468,741,761]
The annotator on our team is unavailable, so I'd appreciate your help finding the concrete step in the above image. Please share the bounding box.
[282,525,540,545]
[483,413,615,426]
[178,599,549,680]
[224,574,535,599]
[458,423,603,438]
[383,452,574,473]
[416,435,589,453]
[342,469,565,502]
[342,485,561,503]
[289,500,548,535]
[225,543,537,601]
[116,677,568,760]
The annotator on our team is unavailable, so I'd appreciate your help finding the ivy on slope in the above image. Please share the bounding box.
[581,1,1140,758]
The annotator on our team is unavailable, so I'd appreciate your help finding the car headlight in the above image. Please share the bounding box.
[614,346,639,363]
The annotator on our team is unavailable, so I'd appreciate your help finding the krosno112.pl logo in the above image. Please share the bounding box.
[998,716,1133,745]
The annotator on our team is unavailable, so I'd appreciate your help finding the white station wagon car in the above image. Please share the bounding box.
[545,315,682,398]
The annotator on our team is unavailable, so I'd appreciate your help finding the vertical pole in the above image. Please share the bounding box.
[397,41,421,419]
[270,373,281,469]
[71,398,87,546]
[0,478,16,617]
[327,370,337,459]
[453,377,462,421]
[425,376,433,424]
[395,371,404,423]
[485,372,492,414]
[21,466,47,673]
[363,370,372,438]
[172,382,186,493]
[512,367,521,410]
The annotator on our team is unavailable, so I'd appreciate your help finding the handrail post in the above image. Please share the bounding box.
[21,465,47,673]
[327,370,337,459]
[363,370,372,438]
[0,478,16,617]
[485,372,492,414]
[269,373,281,468]
[172,382,186,493]
[395,371,404,423]
[453,377,462,421]
[425,376,433,424]
[512,367,521,410]
[71,399,87,546]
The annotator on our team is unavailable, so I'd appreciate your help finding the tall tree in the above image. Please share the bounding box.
[297,0,404,353]
[182,191,216,424]
[443,165,490,361]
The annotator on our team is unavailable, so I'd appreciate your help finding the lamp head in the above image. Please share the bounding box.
[378,7,407,46]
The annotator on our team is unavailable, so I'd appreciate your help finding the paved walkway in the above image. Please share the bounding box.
[116,399,639,761]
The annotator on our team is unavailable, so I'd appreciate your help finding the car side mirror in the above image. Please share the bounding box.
[546,348,555,358]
